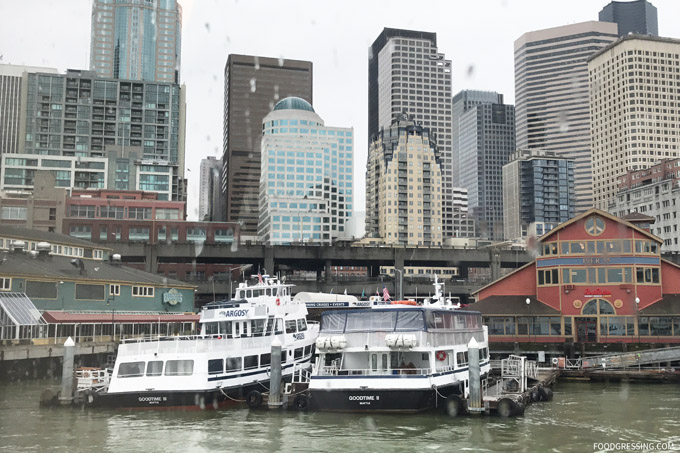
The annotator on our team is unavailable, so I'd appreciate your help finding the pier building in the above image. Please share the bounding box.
[473,209,680,346]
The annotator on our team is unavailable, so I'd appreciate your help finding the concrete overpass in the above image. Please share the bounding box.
[103,241,534,281]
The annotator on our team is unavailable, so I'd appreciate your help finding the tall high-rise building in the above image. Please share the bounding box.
[0,65,58,156]
[368,28,453,237]
[502,149,575,241]
[90,0,182,83]
[599,0,658,37]
[7,69,186,200]
[199,156,221,221]
[515,21,618,213]
[589,35,680,210]
[258,97,353,245]
[221,55,313,237]
[452,90,503,188]
[458,99,515,241]
[366,114,443,246]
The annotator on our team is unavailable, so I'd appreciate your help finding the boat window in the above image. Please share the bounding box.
[381,354,388,370]
[297,319,307,332]
[165,360,194,376]
[252,319,265,336]
[246,290,252,298]
[455,315,467,329]
[208,359,223,375]
[146,361,163,377]
[219,321,232,337]
[226,357,242,372]
[205,322,218,336]
[118,362,144,378]
[244,355,258,370]
[345,311,397,332]
[285,320,297,334]
[234,322,240,337]
[275,319,284,335]
[456,351,468,368]
[320,313,346,333]
[260,353,271,367]
[294,347,303,359]
[304,345,312,356]
[396,311,424,331]
[371,354,378,371]
[281,350,287,364]
[266,317,275,335]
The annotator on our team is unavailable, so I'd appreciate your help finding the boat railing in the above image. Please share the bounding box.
[75,367,110,391]
[292,363,312,384]
[117,334,283,356]
[317,366,430,376]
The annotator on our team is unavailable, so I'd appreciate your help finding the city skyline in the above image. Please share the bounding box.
[2,0,680,220]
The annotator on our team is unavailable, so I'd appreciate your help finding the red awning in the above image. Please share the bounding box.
[42,311,199,324]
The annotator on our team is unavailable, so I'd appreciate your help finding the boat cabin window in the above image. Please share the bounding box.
[396,311,424,330]
[234,322,240,337]
[260,353,271,367]
[244,355,258,370]
[266,317,275,335]
[304,345,312,356]
[208,359,223,375]
[285,320,297,334]
[226,357,242,372]
[294,347,303,359]
[346,311,397,332]
[426,312,482,331]
[252,319,266,336]
[275,319,284,335]
[456,351,469,368]
[165,360,194,376]
[205,322,218,336]
[146,361,163,377]
[281,350,287,364]
[220,321,232,337]
[297,319,307,332]
[118,362,144,378]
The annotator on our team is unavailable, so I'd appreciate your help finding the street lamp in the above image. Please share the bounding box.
[635,297,640,342]
[394,268,403,301]
[525,298,531,305]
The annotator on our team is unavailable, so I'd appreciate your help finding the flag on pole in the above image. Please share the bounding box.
[258,272,263,284]
[376,287,380,296]
[383,285,391,301]
[344,289,347,295]
[361,288,365,299]
[330,288,334,294]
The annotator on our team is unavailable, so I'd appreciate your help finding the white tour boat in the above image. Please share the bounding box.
[305,277,490,413]
[80,275,319,409]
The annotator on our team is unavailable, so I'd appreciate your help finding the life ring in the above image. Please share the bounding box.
[436,350,447,361]
[276,298,280,306]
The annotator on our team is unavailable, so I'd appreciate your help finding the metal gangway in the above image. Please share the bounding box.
[578,346,680,370]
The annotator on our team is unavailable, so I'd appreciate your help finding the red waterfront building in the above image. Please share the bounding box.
[473,209,680,347]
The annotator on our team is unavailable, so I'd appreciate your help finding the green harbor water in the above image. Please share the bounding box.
[1,380,679,452]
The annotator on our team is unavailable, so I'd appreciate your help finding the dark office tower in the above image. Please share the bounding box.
[90,0,182,83]
[458,99,515,241]
[368,28,453,237]
[221,55,312,237]
[599,0,658,37]
[452,90,504,188]
[515,22,618,214]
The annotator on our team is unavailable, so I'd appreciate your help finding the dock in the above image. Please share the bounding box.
[476,355,559,417]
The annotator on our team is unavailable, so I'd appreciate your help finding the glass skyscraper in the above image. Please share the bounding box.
[90,0,182,83]
[258,97,353,245]
[599,0,658,37]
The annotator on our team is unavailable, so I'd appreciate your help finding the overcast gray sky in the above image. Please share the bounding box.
[2,0,679,220]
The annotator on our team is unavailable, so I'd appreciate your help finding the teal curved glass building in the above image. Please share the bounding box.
[258,98,354,245]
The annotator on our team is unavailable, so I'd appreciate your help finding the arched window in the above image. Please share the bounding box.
[582,298,615,315]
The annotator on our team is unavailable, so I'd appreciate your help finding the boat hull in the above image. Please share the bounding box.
[307,383,462,413]
[81,382,266,410]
